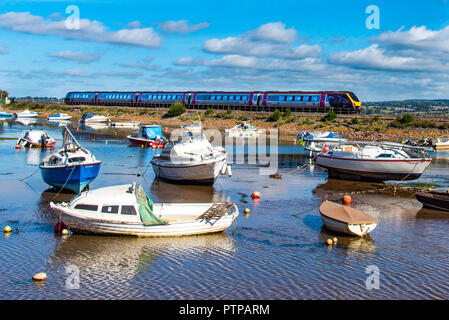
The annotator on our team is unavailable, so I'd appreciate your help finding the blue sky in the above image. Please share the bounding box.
[1,0,449,101]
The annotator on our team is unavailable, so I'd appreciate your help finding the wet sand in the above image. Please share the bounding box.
[0,119,448,299]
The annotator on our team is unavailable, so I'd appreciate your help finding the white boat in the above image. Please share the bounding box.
[48,113,72,121]
[315,141,432,181]
[111,121,140,128]
[49,183,239,237]
[225,121,262,138]
[180,120,202,133]
[297,131,347,156]
[433,137,449,151]
[151,133,231,185]
[80,112,110,124]
[15,118,38,126]
[14,110,39,118]
[16,129,56,149]
[320,200,377,237]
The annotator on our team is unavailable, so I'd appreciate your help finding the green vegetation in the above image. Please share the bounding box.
[205,107,214,116]
[269,109,282,122]
[166,102,186,117]
[226,107,232,115]
[321,110,337,122]
[0,90,8,98]
[283,108,291,117]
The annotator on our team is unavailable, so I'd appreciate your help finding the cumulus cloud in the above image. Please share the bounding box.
[49,50,102,63]
[118,61,162,71]
[158,20,210,34]
[0,11,162,48]
[127,20,141,29]
[249,22,297,43]
[373,25,449,52]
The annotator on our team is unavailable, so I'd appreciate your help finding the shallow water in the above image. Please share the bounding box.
[0,119,448,299]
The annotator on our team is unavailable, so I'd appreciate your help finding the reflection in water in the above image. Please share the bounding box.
[38,189,77,224]
[25,149,43,165]
[149,179,228,203]
[318,226,376,253]
[15,118,39,126]
[51,233,235,287]
[415,207,449,219]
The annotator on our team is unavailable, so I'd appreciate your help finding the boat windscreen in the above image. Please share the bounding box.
[63,126,82,152]
[143,126,163,140]
[135,184,166,226]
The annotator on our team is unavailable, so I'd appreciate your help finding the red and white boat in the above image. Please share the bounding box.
[127,125,167,148]
[315,142,432,182]
[16,129,56,149]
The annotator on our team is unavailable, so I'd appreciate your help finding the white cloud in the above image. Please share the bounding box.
[127,20,141,29]
[50,50,101,62]
[249,22,297,43]
[0,45,6,54]
[0,11,162,48]
[373,25,449,52]
[158,20,210,34]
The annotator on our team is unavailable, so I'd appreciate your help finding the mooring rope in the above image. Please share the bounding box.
[11,164,78,233]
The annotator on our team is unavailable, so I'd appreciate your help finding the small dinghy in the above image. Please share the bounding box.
[40,126,101,193]
[48,113,72,121]
[181,120,202,133]
[80,113,110,124]
[14,110,39,118]
[319,200,377,237]
[16,129,56,149]
[127,125,167,148]
[49,183,239,237]
[225,121,262,138]
[151,132,231,185]
[416,190,449,212]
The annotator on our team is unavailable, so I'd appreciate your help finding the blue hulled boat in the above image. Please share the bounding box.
[40,126,101,193]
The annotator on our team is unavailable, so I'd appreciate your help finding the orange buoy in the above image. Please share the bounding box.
[251,191,261,199]
[164,127,168,132]
[343,195,352,204]
[244,208,250,215]
[326,239,333,246]
[54,222,67,234]
[323,146,330,153]
[4,226,11,233]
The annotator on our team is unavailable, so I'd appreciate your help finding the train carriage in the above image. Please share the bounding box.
[65,90,361,113]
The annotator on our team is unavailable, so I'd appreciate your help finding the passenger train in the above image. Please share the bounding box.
[65,91,362,113]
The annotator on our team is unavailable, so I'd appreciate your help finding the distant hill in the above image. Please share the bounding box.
[365,99,449,110]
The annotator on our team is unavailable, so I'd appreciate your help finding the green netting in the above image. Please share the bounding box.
[135,184,167,226]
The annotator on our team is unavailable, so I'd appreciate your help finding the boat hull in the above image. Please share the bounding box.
[320,214,377,237]
[40,162,101,193]
[127,136,165,148]
[416,192,449,212]
[151,157,226,186]
[52,204,238,237]
[316,154,431,182]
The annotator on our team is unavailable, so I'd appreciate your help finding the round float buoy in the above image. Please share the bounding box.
[32,272,47,281]
[105,140,108,144]
[61,229,69,236]
[343,195,352,204]
[244,208,250,215]
[323,146,330,153]
[15,144,20,150]
[4,226,11,233]
[333,237,338,244]
[326,239,333,246]
[137,172,141,177]
[164,127,168,132]
[251,191,261,199]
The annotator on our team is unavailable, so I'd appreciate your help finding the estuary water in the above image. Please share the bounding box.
[0,119,448,299]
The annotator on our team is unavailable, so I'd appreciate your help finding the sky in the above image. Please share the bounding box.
[0,0,449,101]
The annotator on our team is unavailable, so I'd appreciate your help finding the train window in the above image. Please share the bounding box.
[348,92,359,102]
[223,96,228,101]
[217,96,222,100]
[286,96,293,101]
[211,96,216,100]
[229,96,235,101]
[242,95,248,101]
[237,96,242,100]
[311,96,319,102]
[267,96,276,101]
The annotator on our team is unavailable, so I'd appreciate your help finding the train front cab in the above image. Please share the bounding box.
[327,92,361,113]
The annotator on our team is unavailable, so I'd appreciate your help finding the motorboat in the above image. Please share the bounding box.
[315,141,432,182]
[297,131,347,156]
[110,121,140,128]
[40,126,101,193]
[0,109,12,119]
[180,120,202,133]
[432,137,449,151]
[319,200,378,237]
[127,125,167,148]
[80,113,110,124]
[14,110,39,118]
[49,183,239,237]
[151,132,231,185]
[15,129,56,149]
[415,190,449,212]
[225,121,262,138]
[48,113,72,121]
